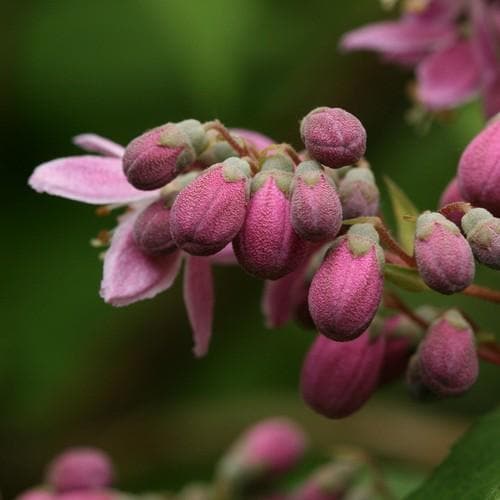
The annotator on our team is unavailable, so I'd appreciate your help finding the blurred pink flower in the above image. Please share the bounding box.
[341,0,500,116]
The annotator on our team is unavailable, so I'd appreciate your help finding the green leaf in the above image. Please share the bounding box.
[384,264,429,292]
[384,176,420,254]
[406,407,500,500]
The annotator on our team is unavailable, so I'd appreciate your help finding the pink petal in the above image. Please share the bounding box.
[100,213,182,306]
[340,21,456,61]
[183,256,214,358]
[73,134,125,158]
[261,263,308,328]
[230,128,275,151]
[417,40,482,109]
[483,72,500,118]
[29,156,154,204]
[209,243,238,265]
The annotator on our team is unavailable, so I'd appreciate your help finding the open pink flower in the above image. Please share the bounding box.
[341,0,500,116]
[28,133,240,357]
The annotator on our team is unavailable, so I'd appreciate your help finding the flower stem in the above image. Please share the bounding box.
[383,290,429,330]
[462,284,500,304]
[204,120,248,157]
[477,342,500,365]
[374,220,416,267]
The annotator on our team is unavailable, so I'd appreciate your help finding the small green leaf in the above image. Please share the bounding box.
[406,407,500,500]
[384,176,420,254]
[384,264,429,292]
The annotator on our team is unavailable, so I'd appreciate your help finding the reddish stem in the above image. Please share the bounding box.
[204,120,248,157]
[477,342,500,365]
[383,291,429,330]
[374,221,416,268]
[462,284,500,304]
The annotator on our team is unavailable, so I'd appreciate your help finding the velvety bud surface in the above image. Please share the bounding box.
[291,161,343,242]
[234,171,308,280]
[308,224,384,341]
[417,310,478,397]
[46,448,113,493]
[171,158,250,255]
[133,198,177,255]
[300,331,385,419]
[414,211,475,294]
[300,107,366,168]
[458,119,500,216]
[462,208,500,269]
[338,167,379,219]
[123,120,206,190]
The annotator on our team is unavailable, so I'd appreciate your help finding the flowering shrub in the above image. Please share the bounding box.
[29,103,500,421]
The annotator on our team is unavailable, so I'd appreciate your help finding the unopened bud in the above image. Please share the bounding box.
[338,167,379,219]
[300,107,366,168]
[414,211,474,294]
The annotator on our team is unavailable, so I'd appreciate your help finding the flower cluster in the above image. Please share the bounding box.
[341,0,500,117]
[16,418,392,500]
[29,105,500,420]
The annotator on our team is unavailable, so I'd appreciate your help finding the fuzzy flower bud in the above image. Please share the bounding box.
[133,198,177,255]
[233,155,309,279]
[300,331,385,419]
[170,158,251,255]
[458,119,500,216]
[409,310,478,398]
[46,448,114,493]
[218,418,306,485]
[462,208,500,269]
[123,119,208,190]
[308,224,384,341]
[300,107,366,168]
[291,160,343,242]
[414,211,475,294]
[338,166,379,219]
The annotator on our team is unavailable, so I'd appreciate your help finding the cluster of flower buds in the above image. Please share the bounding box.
[29,103,499,421]
[16,419,392,500]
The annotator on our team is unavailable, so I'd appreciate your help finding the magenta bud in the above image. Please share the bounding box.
[234,155,309,279]
[338,167,379,219]
[413,310,478,397]
[46,448,114,493]
[462,208,500,270]
[458,119,500,216]
[308,224,384,341]
[438,177,465,226]
[300,107,366,168]
[170,158,251,255]
[300,330,385,419]
[218,418,306,484]
[133,198,177,255]
[291,161,343,242]
[123,119,207,190]
[376,314,420,385]
[414,211,475,294]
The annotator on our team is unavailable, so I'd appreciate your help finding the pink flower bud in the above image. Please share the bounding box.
[376,314,420,385]
[170,158,251,255]
[123,119,207,190]
[218,418,306,484]
[413,310,478,397]
[46,448,114,493]
[300,107,366,168]
[300,331,385,419]
[291,161,343,242]
[338,167,379,219]
[233,155,309,279]
[308,224,384,341]
[462,208,500,269]
[414,211,475,294]
[458,119,500,216]
[133,198,177,255]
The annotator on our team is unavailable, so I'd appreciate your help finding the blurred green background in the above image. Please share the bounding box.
[2,0,499,497]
